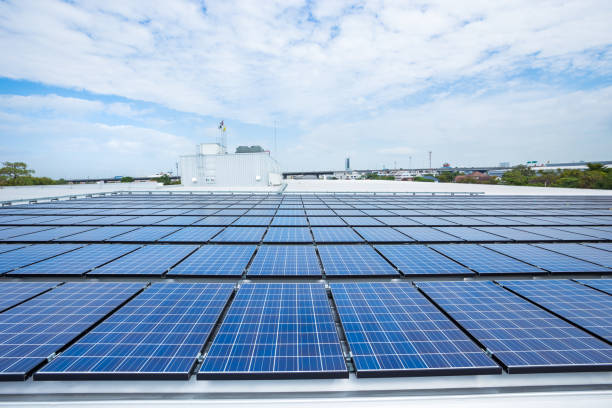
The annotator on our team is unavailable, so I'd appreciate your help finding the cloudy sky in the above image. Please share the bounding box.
[0,0,610,178]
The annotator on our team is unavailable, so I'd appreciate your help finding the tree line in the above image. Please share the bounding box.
[0,162,67,186]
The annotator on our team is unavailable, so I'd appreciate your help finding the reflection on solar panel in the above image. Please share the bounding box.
[36,283,234,380]
[193,216,237,226]
[307,217,346,226]
[107,227,181,242]
[263,227,312,243]
[153,216,203,226]
[435,227,510,242]
[341,217,384,226]
[248,246,321,276]
[0,282,59,313]
[331,282,499,377]
[318,245,398,276]
[511,227,599,241]
[0,244,82,274]
[430,244,543,275]
[55,226,139,242]
[375,245,473,276]
[483,244,611,273]
[167,245,255,277]
[311,227,364,242]
[8,244,140,276]
[554,226,612,240]
[416,281,612,373]
[158,227,223,243]
[0,244,27,254]
[353,227,412,243]
[211,227,266,243]
[89,245,198,276]
[232,217,272,226]
[199,283,347,379]
[497,280,612,342]
[394,227,463,242]
[576,279,612,295]
[0,282,143,380]
[374,217,420,226]
[4,226,94,242]
[533,243,612,268]
[270,217,308,226]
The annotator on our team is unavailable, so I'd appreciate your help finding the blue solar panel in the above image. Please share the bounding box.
[0,282,59,313]
[211,227,266,243]
[331,282,500,377]
[199,283,347,379]
[341,217,384,226]
[36,283,234,380]
[7,244,140,276]
[430,244,544,275]
[470,217,528,226]
[0,244,82,274]
[375,217,421,226]
[0,282,144,380]
[55,226,139,242]
[576,279,612,295]
[483,244,611,273]
[245,209,276,216]
[248,246,322,276]
[232,217,272,226]
[153,216,204,226]
[435,227,510,242]
[375,245,473,276]
[89,245,198,276]
[305,210,335,216]
[554,226,612,240]
[117,216,171,225]
[407,217,457,226]
[75,216,139,225]
[334,209,365,216]
[311,227,364,242]
[275,209,305,216]
[416,281,612,374]
[318,245,398,276]
[353,227,412,243]
[193,216,238,226]
[307,217,346,226]
[107,227,181,242]
[499,216,559,225]
[497,280,612,342]
[584,243,612,252]
[473,227,556,241]
[263,227,312,243]
[511,227,599,241]
[270,217,308,226]
[438,217,493,226]
[158,227,223,243]
[167,245,255,277]
[27,216,105,225]
[0,244,27,254]
[394,227,464,242]
[533,243,612,268]
[2,226,94,242]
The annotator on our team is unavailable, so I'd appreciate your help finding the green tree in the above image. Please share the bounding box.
[0,162,35,180]
[501,165,535,185]
[121,176,134,183]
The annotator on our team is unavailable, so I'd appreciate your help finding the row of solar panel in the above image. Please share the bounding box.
[0,242,610,277]
[0,279,610,381]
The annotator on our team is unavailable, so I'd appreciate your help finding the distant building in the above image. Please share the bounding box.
[455,171,494,183]
[235,145,265,153]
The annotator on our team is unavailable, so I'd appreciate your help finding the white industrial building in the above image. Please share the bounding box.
[179,143,282,187]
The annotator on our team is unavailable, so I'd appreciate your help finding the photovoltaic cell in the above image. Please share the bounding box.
[153,216,204,226]
[107,227,181,242]
[553,226,612,240]
[75,216,139,226]
[394,227,463,242]
[435,227,510,242]
[248,246,322,276]
[0,282,59,313]
[198,283,347,379]
[511,227,599,241]
[211,227,266,243]
[270,217,308,226]
[533,243,612,268]
[584,243,612,252]
[193,216,238,226]
[0,282,144,380]
[36,283,234,380]
[473,227,556,241]
[331,282,500,377]
[307,217,346,226]
[0,244,82,274]
[374,245,473,276]
[416,281,612,373]
[407,217,457,226]
[89,245,198,276]
[0,244,27,254]
[318,245,398,276]
[311,227,364,243]
[576,279,612,295]
[167,245,255,277]
[3,226,95,242]
[263,227,312,243]
[375,217,421,226]
[341,217,384,226]
[353,227,412,243]
[117,216,171,225]
[55,226,139,242]
[232,217,272,226]
[158,227,223,243]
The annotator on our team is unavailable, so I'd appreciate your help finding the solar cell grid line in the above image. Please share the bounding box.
[0,244,28,254]
[330,282,500,377]
[3,226,96,242]
[117,216,173,226]
[307,216,346,226]
[333,209,365,216]
[532,216,598,226]
[406,217,458,226]
[374,217,421,226]
[152,209,191,216]
[496,280,612,343]
[0,282,145,381]
[415,281,612,374]
[511,226,600,241]
[245,209,276,216]
[29,216,106,225]
[106,227,181,242]
[153,216,204,226]
[318,245,398,276]
[89,245,199,277]
[305,210,335,216]
[121,209,166,216]
[275,209,305,216]
[394,227,464,243]
[533,243,612,268]
[248,245,322,277]
[483,244,611,274]
[430,244,544,275]
[158,227,224,243]
[7,244,141,277]
[182,209,219,216]
[198,282,348,379]
[0,282,60,313]
[216,209,248,216]
[553,226,612,240]
[498,216,560,226]
[35,282,235,381]
[374,245,473,276]
[472,227,557,242]
[340,217,385,227]
[270,217,308,226]
[263,227,312,243]
[311,227,364,243]
[575,280,612,295]
[353,227,413,243]
[590,217,612,225]
[438,217,494,226]
[211,227,266,243]
[8,216,74,225]
[362,209,395,216]
[584,243,612,252]
[435,227,511,242]
[167,245,256,277]
[0,226,55,240]
[232,217,272,226]
[54,226,139,242]
[193,216,238,226]
[73,216,140,226]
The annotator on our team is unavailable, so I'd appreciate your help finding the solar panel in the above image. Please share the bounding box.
[430,244,544,275]
[7,244,140,276]
[511,227,599,241]
[198,283,347,379]
[0,282,59,313]
[331,282,500,377]
[106,227,181,242]
[497,280,612,342]
[36,283,234,380]
[407,217,457,226]
[3,226,94,242]
[341,217,384,227]
[0,244,82,274]
[193,216,238,226]
[374,217,421,226]
[584,243,612,252]
[55,226,139,242]
[158,227,223,243]
[469,217,529,226]
[232,217,272,226]
[167,245,256,277]
[553,226,612,240]
[0,244,27,254]
[483,244,611,273]
[0,282,144,380]
[117,216,171,225]
[311,227,364,243]
[89,245,198,276]
[438,217,493,226]
[318,245,398,276]
[270,217,308,226]
[28,216,105,225]
[473,227,556,241]
[576,279,612,295]
[275,209,305,216]
[305,210,335,216]
[153,216,204,226]
[248,246,322,276]
[245,209,276,216]
[307,217,346,226]
[76,216,139,225]
[394,227,464,242]
[416,281,612,374]
[533,243,612,268]
[375,245,473,276]
[334,209,365,216]
[211,227,266,243]
[263,227,312,243]
[353,227,412,243]
[435,227,510,242]
[499,216,559,225]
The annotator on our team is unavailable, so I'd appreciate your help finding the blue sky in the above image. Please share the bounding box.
[0,0,611,178]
